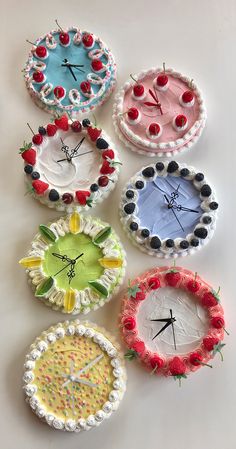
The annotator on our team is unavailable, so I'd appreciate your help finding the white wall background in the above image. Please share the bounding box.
[1,0,235,448]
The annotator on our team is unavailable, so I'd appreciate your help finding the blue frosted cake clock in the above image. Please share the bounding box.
[120,161,218,258]
[23,22,117,117]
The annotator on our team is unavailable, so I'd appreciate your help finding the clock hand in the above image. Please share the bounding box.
[72,377,98,388]
[68,65,77,81]
[52,252,73,264]
[170,309,177,351]
[150,318,174,323]
[53,253,83,278]
[152,318,175,341]
[173,204,199,213]
[170,184,180,204]
[164,195,185,232]
[70,137,85,157]
[56,150,93,163]
[75,354,104,377]
[66,253,84,284]
[60,138,71,162]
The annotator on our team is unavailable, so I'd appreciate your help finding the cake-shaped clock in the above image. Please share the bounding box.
[120,161,218,258]
[113,66,206,157]
[19,116,120,211]
[120,267,227,383]
[19,212,126,314]
[23,320,126,431]
[23,22,116,117]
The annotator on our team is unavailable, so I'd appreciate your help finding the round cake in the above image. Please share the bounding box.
[120,160,218,258]
[113,66,206,157]
[120,266,226,382]
[23,24,116,117]
[23,320,126,431]
[19,213,126,314]
[20,115,120,211]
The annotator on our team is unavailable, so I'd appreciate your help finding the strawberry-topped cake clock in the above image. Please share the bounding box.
[19,212,126,314]
[120,266,227,384]
[19,115,121,211]
[23,21,116,117]
[120,160,218,258]
[113,65,206,157]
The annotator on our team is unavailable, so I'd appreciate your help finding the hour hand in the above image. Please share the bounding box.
[152,319,174,340]
[150,318,173,323]
[52,252,72,264]
[174,204,199,213]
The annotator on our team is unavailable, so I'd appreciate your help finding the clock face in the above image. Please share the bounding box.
[113,67,206,156]
[120,161,218,257]
[24,27,116,116]
[19,213,125,314]
[23,321,126,431]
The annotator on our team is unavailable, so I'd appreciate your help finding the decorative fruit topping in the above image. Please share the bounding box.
[62,193,74,204]
[32,180,49,195]
[20,142,36,165]
[211,316,225,329]
[91,59,103,72]
[156,73,168,87]
[90,183,99,192]
[127,281,146,301]
[187,274,200,293]
[202,288,220,308]
[49,189,60,201]
[35,46,47,58]
[133,83,144,97]
[54,86,65,99]
[24,164,33,174]
[124,203,135,215]
[149,123,161,136]
[148,277,161,290]
[123,316,136,330]
[54,115,69,131]
[150,355,164,371]
[167,161,179,173]
[100,161,115,175]
[82,33,94,47]
[46,123,57,136]
[132,340,145,354]
[38,126,46,135]
[96,138,109,149]
[87,126,102,141]
[32,71,44,83]
[31,171,40,180]
[175,114,187,128]
[71,121,82,133]
[98,176,109,187]
[32,134,43,145]
[203,336,219,352]
[189,352,212,368]
[75,190,91,206]
[182,90,194,104]
[102,149,115,160]
[165,265,181,287]
[127,107,139,121]
[59,32,70,46]
[169,357,186,379]
[80,81,91,94]
[82,118,90,128]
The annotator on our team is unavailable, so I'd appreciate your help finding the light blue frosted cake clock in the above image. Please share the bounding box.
[23,23,117,117]
[120,161,218,258]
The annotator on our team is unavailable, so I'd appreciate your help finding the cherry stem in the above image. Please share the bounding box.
[119,111,129,116]
[92,113,97,127]
[26,39,38,47]
[190,78,194,89]
[219,350,224,362]
[130,74,138,84]
[27,123,35,135]
[216,286,221,296]
[150,365,158,375]
[224,327,230,336]
[200,361,213,368]
[108,178,115,183]
[55,19,63,32]
[194,271,198,286]
[163,62,166,73]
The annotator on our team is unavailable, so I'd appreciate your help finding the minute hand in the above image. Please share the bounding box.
[152,319,174,341]
[173,205,199,213]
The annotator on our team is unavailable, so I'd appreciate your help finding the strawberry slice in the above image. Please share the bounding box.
[102,149,115,160]
[32,180,49,195]
[100,161,115,175]
[87,126,102,141]
[47,123,57,136]
[75,190,91,206]
[54,115,69,131]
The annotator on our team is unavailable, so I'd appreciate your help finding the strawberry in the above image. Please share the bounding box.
[203,336,219,352]
[169,357,186,376]
[47,123,57,136]
[32,180,49,195]
[54,115,69,131]
[87,126,102,141]
[128,281,146,301]
[202,290,219,308]
[165,269,181,287]
[148,276,160,290]
[100,161,115,175]
[102,149,115,160]
[150,355,164,371]
[32,134,43,145]
[132,340,145,354]
[19,142,36,165]
[75,190,91,206]
[123,316,136,330]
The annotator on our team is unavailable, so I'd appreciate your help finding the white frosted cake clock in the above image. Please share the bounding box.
[113,65,206,156]
[23,320,126,431]
[19,115,120,211]
[23,22,116,117]
[120,161,218,257]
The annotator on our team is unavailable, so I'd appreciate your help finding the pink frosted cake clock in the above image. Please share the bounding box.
[113,66,206,157]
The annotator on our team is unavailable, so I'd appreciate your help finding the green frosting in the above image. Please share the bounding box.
[42,233,104,291]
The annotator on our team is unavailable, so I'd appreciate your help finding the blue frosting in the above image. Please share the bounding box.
[30,30,115,111]
[136,175,202,239]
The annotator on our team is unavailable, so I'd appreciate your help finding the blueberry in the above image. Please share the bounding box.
[179,240,189,249]
[135,180,144,189]
[209,201,218,210]
[142,167,155,178]
[195,172,204,182]
[156,162,165,171]
[201,184,212,197]
[49,189,60,202]
[126,190,134,199]
[96,138,109,150]
[38,126,46,135]
[194,227,208,239]
[180,168,190,177]
[124,203,135,214]
[82,119,90,127]
[24,164,33,174]
[31,171,40,180]
[167,161,179,173]
[141,229,150,238]
[166,239,174,248]
[150,236,161,249]
[90,183,99,192]
[203,215,212,224]
[130,222,138,231]
[190,238,199,247]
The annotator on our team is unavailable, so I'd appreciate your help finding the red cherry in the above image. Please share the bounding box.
[82,33,94,48]
[80,81,91,94]
[71,121,82,133]
[189,352,203,366]
[33,71,44,83]
[187,279,200,293]
[175,114,187,128]
[133,84,144,97]
[128,107,139,120]
[182,90,194,103]
[169,357,186,376]
[98,176,109,187]
[165,271,181,287]
[203,336,219,352]
[32,134,43,145]
[149,123,161,136]
[91,59,103,71]
[202,291,218,308]
[148,277,160,290]
[211,316,225,329]
[59,32,70,45]
[150,355,164,370]
[123,316,136,330]
[54,86,65,99]
[102,150,115,160]
[46,123,57,136]
[156,74,168,87]
[35,46,47,58]
[62,193,74,204]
